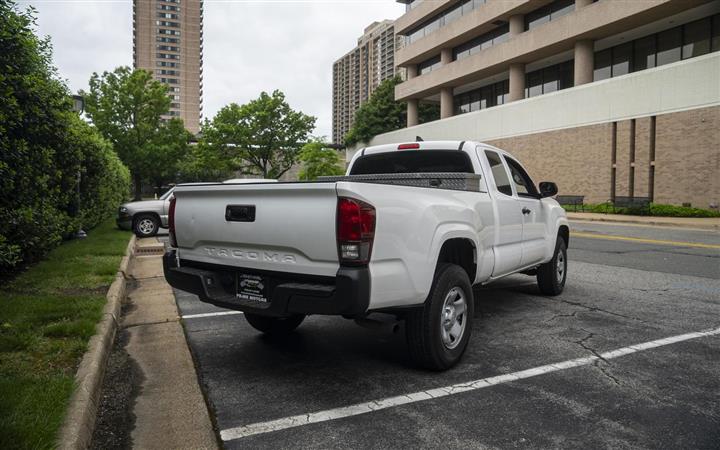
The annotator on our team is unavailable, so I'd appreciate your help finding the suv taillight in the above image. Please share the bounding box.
[337,197,375,266]
[168,196,177,248]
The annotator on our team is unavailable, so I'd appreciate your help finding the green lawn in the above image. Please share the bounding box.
[0,219,131,450]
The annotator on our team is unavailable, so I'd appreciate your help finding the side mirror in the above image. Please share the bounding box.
[539,181,558,198]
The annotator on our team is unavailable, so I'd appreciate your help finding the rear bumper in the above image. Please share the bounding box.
[163,250,370,317]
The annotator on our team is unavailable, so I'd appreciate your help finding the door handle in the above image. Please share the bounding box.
[522,207,531,215]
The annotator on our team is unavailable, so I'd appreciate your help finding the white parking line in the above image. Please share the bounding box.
[182,311,244,319]
[220,326,720,442]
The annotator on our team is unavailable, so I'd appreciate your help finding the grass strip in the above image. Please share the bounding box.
[0,219,131,450]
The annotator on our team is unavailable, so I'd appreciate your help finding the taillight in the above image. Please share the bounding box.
[337,197,375,266]
[168,196,177,248]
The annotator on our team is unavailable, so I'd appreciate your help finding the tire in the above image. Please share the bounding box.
[244,313,305,336]
[405,263,474,371]
[133,214,159,238]
[537,236,567,296]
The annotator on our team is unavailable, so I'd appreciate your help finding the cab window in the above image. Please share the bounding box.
[504,156,539,198]
[484,151,512,196]
[350,150,474,175]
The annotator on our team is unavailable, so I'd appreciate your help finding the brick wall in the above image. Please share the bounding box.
[654,107,720,208]
[488,105,719,209]
[488,123,613,204]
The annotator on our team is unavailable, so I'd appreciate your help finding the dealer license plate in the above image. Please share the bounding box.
[236,273,268,303]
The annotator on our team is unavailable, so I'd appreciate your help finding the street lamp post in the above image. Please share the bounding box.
[72,94,87,239]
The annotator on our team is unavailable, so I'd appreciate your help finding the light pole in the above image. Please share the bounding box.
[72,94,87,239]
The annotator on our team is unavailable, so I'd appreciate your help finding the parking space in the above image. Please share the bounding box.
[165,223,720,448]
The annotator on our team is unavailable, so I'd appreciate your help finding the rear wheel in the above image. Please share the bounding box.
[405,263,474,371]
[133,214,159,238]
[537,237,567,296]
[244,313,305,336]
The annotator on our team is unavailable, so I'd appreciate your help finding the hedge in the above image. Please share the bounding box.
[562,203,720,218]
[0,2,130,272]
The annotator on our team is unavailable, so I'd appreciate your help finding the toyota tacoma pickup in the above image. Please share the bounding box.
[163,141,569,370]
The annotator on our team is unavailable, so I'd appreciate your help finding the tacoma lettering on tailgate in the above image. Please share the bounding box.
[204,247,297,264]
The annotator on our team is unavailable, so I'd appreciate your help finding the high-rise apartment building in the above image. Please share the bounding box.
[354,0,719,208]
[133,0,203,134]
[332,20,398,144]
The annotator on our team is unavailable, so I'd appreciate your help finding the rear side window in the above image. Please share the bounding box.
[350,150,474,175]
[484,151,512,196]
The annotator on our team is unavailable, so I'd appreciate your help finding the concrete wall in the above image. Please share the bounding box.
[395,0,709,100]
[348,54,720,208]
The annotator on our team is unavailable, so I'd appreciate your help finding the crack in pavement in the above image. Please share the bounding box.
[544,311,580,323]
[122,318,180,329]
[552,297,649,324]
[576,331,622,386]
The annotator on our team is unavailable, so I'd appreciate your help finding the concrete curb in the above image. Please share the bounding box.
[567,213,720,230]
[56,234,137,450]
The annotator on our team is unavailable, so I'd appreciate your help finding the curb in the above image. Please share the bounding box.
[56,234,137,450]
[567,213,719,230]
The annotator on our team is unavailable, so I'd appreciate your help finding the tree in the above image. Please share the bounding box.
[200,90,316,179]
[298,139,346,181]
[344,75,439,146]
[144,117,192,190]
[83,66,188,199]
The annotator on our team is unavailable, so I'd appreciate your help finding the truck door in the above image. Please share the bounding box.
[503,155,547,266]
[481,150,524,276]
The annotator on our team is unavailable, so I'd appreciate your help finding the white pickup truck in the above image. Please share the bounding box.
[164,141,569,370]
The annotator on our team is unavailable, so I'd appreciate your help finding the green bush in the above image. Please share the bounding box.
[0,3,130,273]
[72,117,131,230]
[648,203,720,218]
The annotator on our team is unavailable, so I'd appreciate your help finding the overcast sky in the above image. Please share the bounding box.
[20,0,404,139]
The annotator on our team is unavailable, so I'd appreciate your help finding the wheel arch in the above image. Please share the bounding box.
[558,224,569,248]
[435,238,477,283]
[133,211,161,224]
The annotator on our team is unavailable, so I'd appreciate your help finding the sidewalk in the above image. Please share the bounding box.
[567,212,720,231]
[123,238,217,449]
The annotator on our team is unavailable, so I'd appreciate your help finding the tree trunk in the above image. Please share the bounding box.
[133,173,143,201]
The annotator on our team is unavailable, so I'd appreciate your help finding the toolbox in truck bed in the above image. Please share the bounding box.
[318,172,484,192]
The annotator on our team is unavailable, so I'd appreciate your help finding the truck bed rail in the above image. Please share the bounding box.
[318,172,484,192]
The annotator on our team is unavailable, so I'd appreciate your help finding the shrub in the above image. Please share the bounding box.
[561,202,720,218]
[648,203,720,218]
[71,117,131,230]
[0,4,130,274]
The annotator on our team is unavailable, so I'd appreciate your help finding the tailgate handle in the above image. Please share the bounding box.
[225,205,256,222]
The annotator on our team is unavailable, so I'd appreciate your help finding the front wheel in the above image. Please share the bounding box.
[537,237,567,296]
[405,263,474,371]
[244,313,305,336]
[133,214,159,238]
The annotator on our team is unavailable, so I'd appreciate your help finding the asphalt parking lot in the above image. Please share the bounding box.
[164,221,720,449]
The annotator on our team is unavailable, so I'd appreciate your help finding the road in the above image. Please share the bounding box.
[165,221,720,449]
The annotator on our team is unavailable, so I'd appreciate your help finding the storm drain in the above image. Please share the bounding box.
[134,245,165,256]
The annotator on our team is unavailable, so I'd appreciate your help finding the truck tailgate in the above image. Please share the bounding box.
[172,183,339,277]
